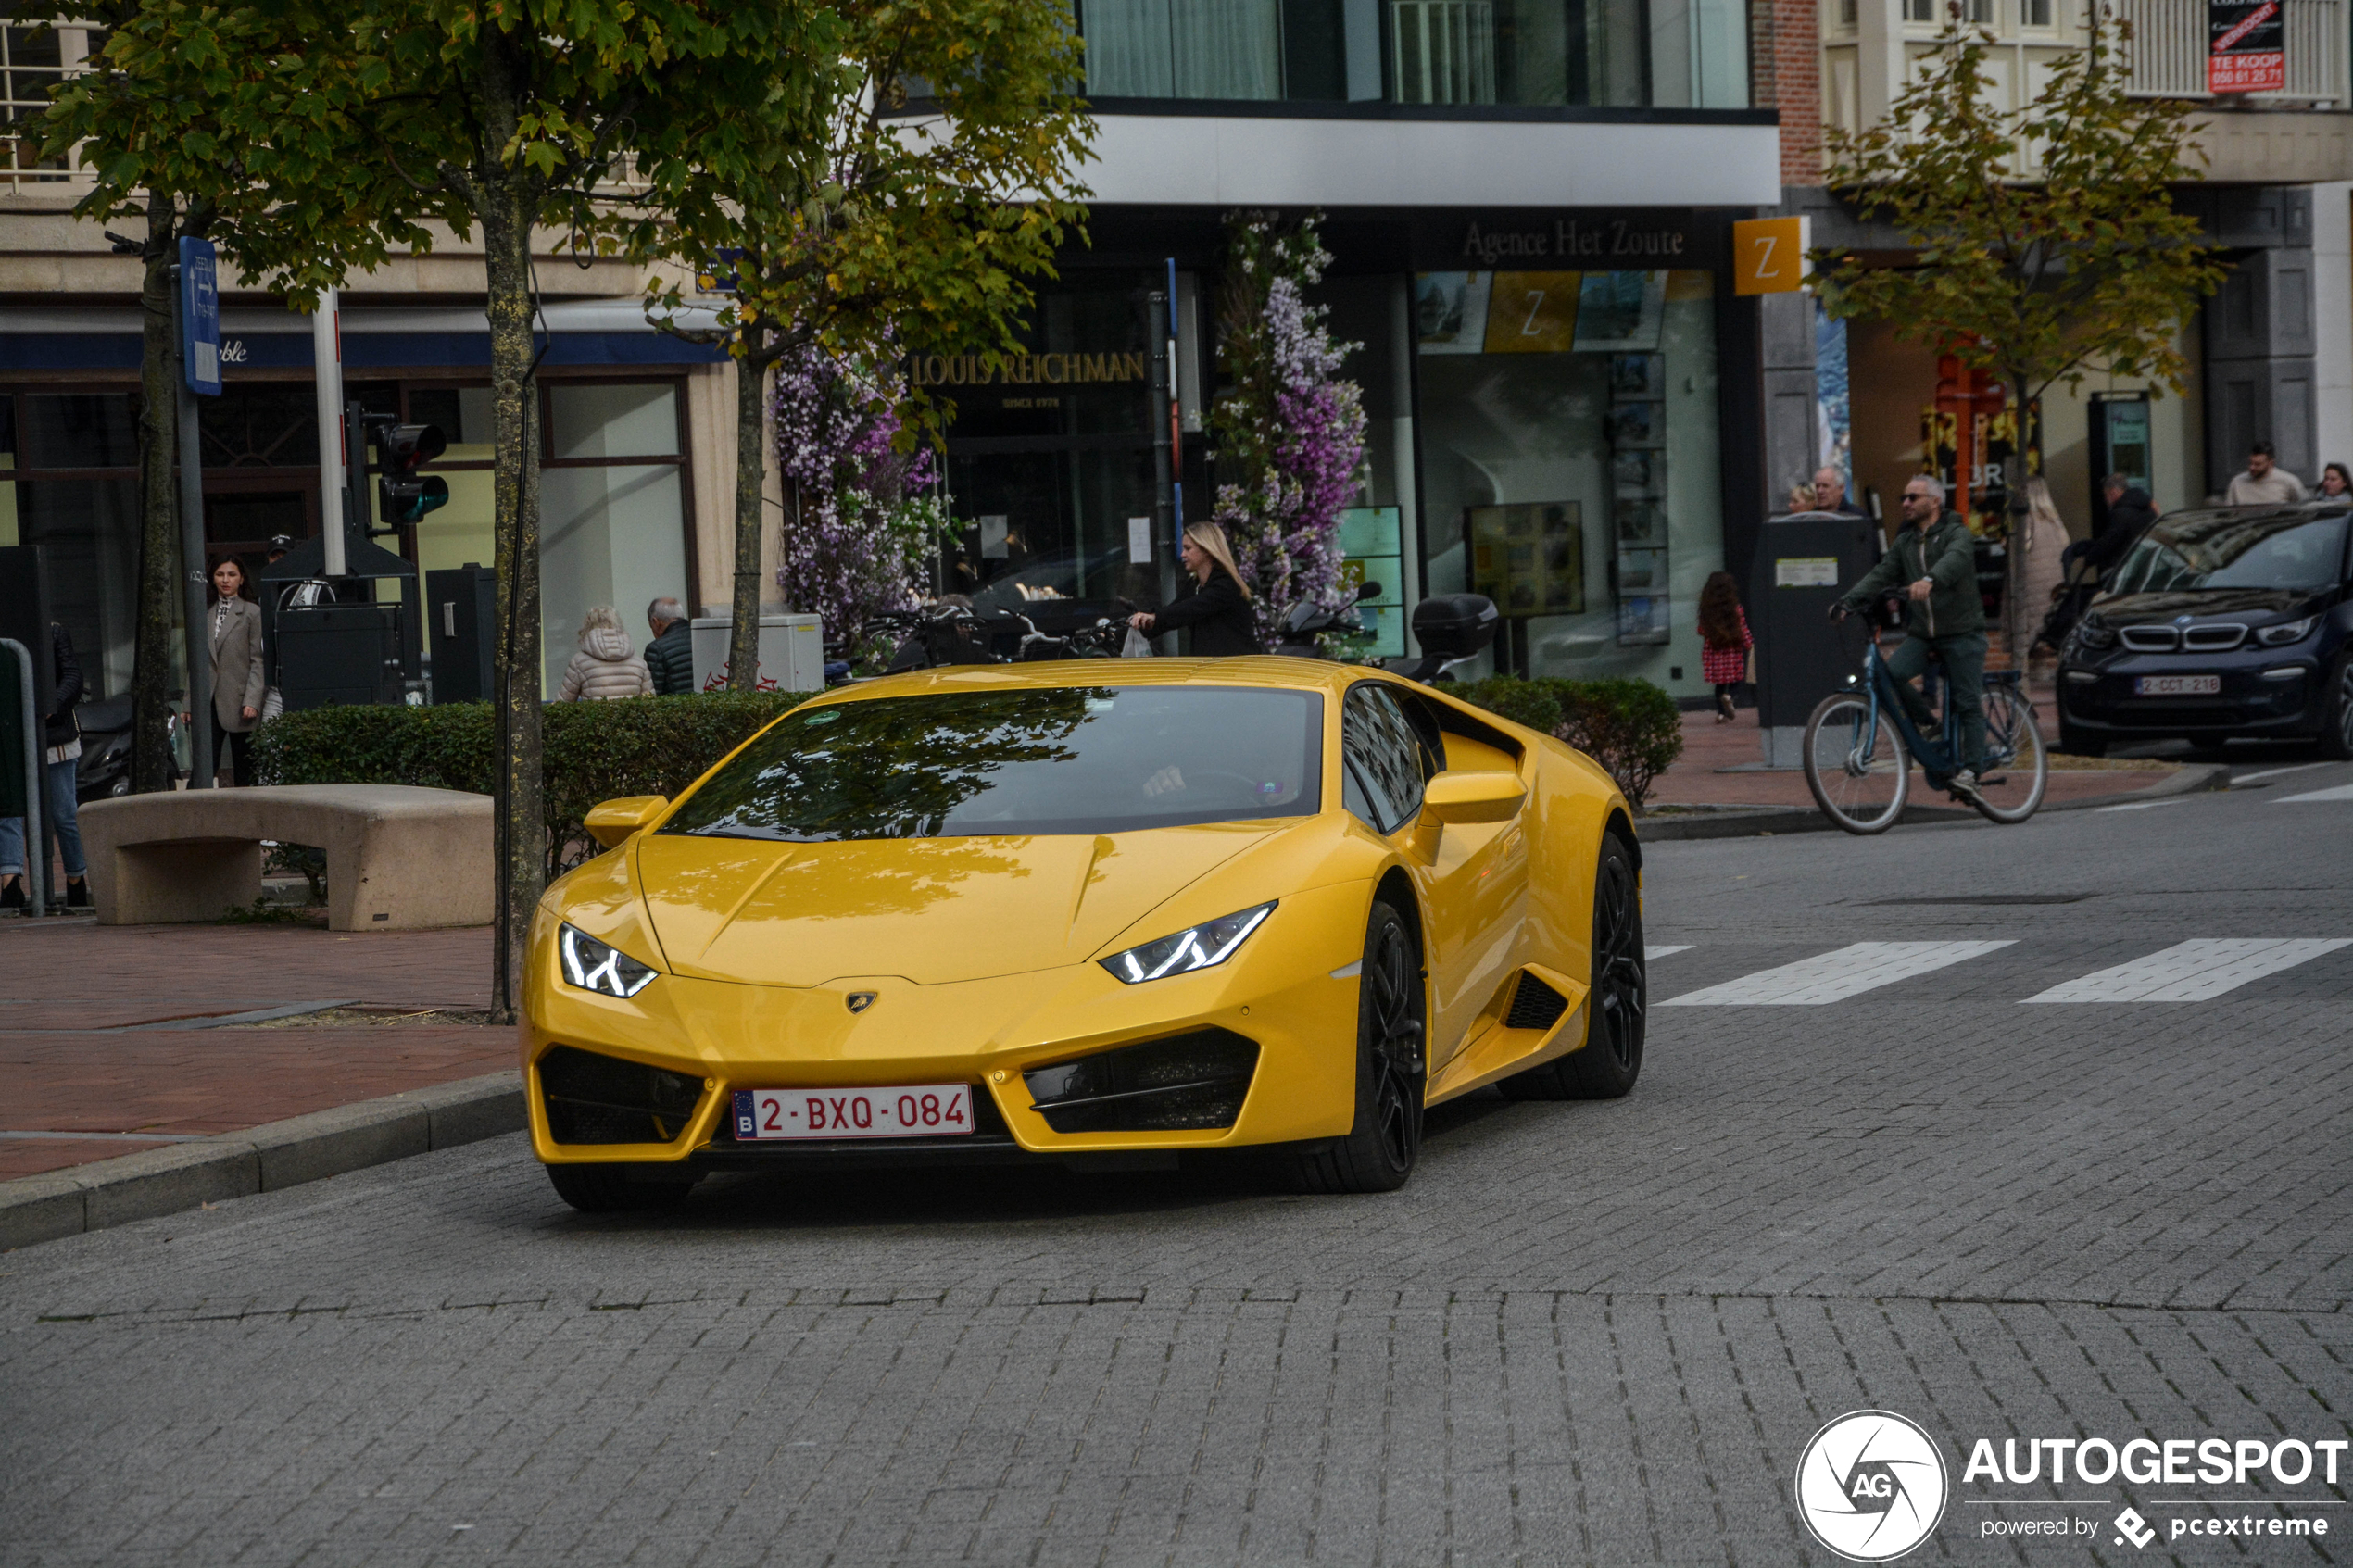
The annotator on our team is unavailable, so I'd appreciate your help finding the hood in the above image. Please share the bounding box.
[635,822,1277,986]
[2091,588,2316,624]
[581,626,635,661]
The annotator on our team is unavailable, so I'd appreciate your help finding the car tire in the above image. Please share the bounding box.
[2321,650,2353,761]
[546,1162,698,1213]
[1295,899,1425,1195]
[1496,834,1646,1101]
[2056,719,2106,759]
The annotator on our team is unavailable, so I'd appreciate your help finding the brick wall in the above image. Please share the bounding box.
[1753,0,1822,189]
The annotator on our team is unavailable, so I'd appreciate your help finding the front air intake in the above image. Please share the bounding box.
[538,1046,704,1145]
[1503,972,1570,1032]
[1024,1029,1260,1135]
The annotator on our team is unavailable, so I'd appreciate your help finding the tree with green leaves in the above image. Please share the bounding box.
[624,0,1090,682]
[39,0,434,795]
[1814,12,2226,645]
[319,0,841,1018]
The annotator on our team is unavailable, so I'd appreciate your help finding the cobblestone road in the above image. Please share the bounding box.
[3,762,2349,1565]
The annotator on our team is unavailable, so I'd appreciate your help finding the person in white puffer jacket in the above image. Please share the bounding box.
[556,606,655,701]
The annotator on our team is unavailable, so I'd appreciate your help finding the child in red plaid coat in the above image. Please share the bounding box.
[1698,571,1751,722]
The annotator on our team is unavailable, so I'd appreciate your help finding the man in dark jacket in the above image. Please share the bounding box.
[1832,473,1989,799]
[644,597,695,695]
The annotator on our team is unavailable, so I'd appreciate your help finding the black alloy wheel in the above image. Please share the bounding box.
[1297,900,1426,1194]
[2322,650,2353,761]
[1497,834,1645,1100]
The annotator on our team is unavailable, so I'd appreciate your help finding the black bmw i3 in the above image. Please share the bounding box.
[2057,505,2353,759]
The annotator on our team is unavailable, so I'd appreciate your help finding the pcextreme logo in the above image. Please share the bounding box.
[1795,1411,1951,1562]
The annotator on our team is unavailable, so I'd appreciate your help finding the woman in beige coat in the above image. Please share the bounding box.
[556,606,654,701]
[208,557,267,786]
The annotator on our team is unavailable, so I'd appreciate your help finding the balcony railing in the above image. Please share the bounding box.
[2120,0,2347,104]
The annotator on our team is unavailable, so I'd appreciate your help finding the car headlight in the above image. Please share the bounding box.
[559,923,658,997]
[2074,621,2116,650]
[1101,902,1275,984]
[2257,616,2318,646]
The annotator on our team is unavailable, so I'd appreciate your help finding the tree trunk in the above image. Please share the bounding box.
[130,194,182,794]
[728,343,768,691]
[476,31,546,1025]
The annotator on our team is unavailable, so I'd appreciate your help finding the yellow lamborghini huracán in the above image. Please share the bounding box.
[523,659,1646,1210]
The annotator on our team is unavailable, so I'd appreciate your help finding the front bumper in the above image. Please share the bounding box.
[2057,652,2323,738]
[521,880,1372,1167]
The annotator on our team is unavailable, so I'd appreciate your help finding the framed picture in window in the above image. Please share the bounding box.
[1607,399,1665,450]
[1609,353,1665,399]
[1466,501,1583,618]
[1573,271,1667,352]
[1615,500,1669,543]
[1612,449,1667,499]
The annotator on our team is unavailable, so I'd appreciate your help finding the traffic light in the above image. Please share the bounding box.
[372,422,448,524]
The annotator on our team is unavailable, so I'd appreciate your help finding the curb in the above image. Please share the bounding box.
[0,1071,524,1252]
[1637,763,2231,841]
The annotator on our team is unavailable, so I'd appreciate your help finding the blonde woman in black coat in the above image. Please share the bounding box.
[1127,521,1259,656]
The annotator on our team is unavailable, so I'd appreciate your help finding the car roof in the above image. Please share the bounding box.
[808,657,1390,705]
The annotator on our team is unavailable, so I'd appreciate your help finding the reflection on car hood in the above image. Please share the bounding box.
[637,822,1277,986]
[2092,587,2316,624]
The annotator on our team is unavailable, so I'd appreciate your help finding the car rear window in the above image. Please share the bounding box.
[661,685,1323,842]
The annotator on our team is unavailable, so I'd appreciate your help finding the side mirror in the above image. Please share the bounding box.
[585,795,670,848]
[1355,581,1383,601]
[1420,771,1526,825]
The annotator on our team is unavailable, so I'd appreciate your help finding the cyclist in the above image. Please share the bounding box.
[1829,473,1988,803]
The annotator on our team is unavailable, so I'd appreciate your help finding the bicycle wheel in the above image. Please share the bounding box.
[1803,693,1910,834]
[1969,684,2048,824]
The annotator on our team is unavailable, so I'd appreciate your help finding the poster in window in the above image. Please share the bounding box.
[1607,399,1666,450]
[1482,271,1581,354]
[1467,502,1583,619]
[1413,272,1494,355]
[1572,271,1667,352]
[1609,352,1665,399]
[2208,0,2284,93]
[1616,594,1673,646]
[1614,500,1669,543]
[1612,449,1667,499]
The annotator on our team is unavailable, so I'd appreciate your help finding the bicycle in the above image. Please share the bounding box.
[1801,616,2048,834]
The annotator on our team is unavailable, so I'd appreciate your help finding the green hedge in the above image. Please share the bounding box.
[253,692,813,875]
[1452,675,1684,811]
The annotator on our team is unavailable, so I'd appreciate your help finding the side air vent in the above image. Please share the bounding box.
[1503,972,1570,1032]
[539,1045,705,1145]
[1025,1029,1260,1135]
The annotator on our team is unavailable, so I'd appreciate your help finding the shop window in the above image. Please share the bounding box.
[1413,267,1720,695]
[19,393,137,469]
[550,383,679,459]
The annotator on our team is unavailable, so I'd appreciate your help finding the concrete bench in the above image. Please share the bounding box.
[77,784,494,931]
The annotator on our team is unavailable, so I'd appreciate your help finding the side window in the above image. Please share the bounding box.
[1342,684,1428,834]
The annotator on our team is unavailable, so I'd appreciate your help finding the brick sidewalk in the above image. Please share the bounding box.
[0,921,507,1180]
[1647,690,2182,810]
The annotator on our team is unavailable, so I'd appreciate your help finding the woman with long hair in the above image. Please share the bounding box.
[1126,521,1259,656]
[207,556,266,786]
[1695,571,1751,722]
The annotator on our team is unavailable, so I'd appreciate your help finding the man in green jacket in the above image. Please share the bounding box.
[1831,473,1989,800]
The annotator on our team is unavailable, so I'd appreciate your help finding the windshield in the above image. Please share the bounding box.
[661,685,1323,842]
[2109,511,2348,595]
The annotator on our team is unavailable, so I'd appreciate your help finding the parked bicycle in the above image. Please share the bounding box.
[1802,618,2047,834]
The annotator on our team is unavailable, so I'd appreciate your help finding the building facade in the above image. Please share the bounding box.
[1782,0,2353,546]
[5,4,1810,705]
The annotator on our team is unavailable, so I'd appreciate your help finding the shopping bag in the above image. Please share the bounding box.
[1121,627,1154,659]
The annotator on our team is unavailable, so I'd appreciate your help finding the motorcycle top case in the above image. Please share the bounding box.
[1410,595,1500,661]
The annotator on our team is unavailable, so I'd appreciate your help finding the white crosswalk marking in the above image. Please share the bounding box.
[1657,940,2015,1006]
[1643,945,1692,960]
[2273,783,2353,803]
[2024,938,2352,1002]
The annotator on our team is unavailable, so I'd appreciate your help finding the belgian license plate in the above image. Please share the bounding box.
[2136,674,2221,696]
[732,1085,974,1140]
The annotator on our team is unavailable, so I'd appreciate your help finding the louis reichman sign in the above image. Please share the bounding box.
[912,352,1144,388]
[2208,0,2285,94]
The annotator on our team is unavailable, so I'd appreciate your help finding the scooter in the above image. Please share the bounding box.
[1271,583,1501,684]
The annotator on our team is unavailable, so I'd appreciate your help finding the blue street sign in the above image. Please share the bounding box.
[179,236,221,396]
